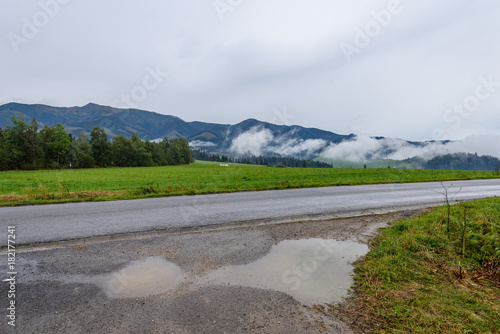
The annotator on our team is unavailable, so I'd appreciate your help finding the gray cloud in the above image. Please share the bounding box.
[229,126,327,157]
[320,133,500,162]
[1,1,499,144]
[225,127,500,161]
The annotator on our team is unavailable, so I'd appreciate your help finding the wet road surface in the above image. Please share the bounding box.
[1,179,499,245]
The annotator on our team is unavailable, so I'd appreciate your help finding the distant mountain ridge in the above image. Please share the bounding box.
[1,102,443,160]
[0,102,355,149]
[0,102,196,140]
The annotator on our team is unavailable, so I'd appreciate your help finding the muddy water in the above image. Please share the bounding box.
[205,239,368,305]
[65,239,367,304]
[99,257,185,299]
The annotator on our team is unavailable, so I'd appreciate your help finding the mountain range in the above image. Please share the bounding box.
[0,102,438,160]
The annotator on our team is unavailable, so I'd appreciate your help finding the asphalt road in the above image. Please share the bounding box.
[1,179,499,245]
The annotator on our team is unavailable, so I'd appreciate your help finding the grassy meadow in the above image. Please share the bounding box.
[0,160,498,206]
[346,197,500,333]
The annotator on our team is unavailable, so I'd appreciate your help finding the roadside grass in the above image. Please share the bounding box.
[346,197,500,333]
[0,161,498,206]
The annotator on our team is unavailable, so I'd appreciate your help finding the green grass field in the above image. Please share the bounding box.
[0,161,498,206]
[347,197,500,333]
[316,157,416,169]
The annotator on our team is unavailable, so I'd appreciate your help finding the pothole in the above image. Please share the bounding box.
[103,257,185,298]
[204,239,368,305]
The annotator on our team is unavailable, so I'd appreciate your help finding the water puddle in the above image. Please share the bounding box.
[86,257,185,299]
[205,239,368,305]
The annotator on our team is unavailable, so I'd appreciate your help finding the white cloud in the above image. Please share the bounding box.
[269,138,327,157]
[446,133,500,158]
[1,1,500,140]
[320,136,383,162]
[229,126,328,157]
[229,127,274,156]
[320,133,500,162]
[189,140,216,147]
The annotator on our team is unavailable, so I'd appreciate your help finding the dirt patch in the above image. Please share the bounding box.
[259,211,418,243]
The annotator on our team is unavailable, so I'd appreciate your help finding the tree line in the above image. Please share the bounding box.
[0,115,193,170]
[191,148,334,168]
[405,153,500,171]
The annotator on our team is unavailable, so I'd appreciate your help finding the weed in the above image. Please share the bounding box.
[350,197,500,333]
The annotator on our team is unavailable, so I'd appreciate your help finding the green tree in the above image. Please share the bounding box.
[90,126,111,167]
[0,128,8,170]
[0,121,193,170]
[4,115,30,169]
[40,124,71,167]
[67,132,95,168]
[40,124,55,165]
[65,139,78,168]
[130,133,152,166]
[144,140,163,165]
[178,137,193,164]
[50,124,70,166]
[111,135,133,167]
[166,138,181,165]
[76,132,92,155]
[26,118,44,169]
[159,137,171,165]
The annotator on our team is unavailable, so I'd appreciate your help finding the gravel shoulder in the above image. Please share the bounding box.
[0,210,423,333]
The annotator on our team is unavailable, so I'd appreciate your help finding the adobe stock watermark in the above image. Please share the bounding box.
[111,65,169,109]
[105,267,136,297]
[339,0,403,64]
[432,75,499,140]
[281,239,340,291]
[269,106,296,126]
[5,226,17,327]
[213,0,244,21]
[8,0,72,54]
[179,196,210,225]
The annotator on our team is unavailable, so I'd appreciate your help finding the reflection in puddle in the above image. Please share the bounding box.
[206,239,368,305]
[102,257,185,299]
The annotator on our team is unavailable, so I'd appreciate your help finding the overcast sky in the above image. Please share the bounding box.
[1,0,499,142]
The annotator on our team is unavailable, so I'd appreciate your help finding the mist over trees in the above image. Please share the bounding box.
[0,115,192,171]
[193,147,500,171]
[191,148,334,168]
[405,153,500,171]
[2,115,498,172]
